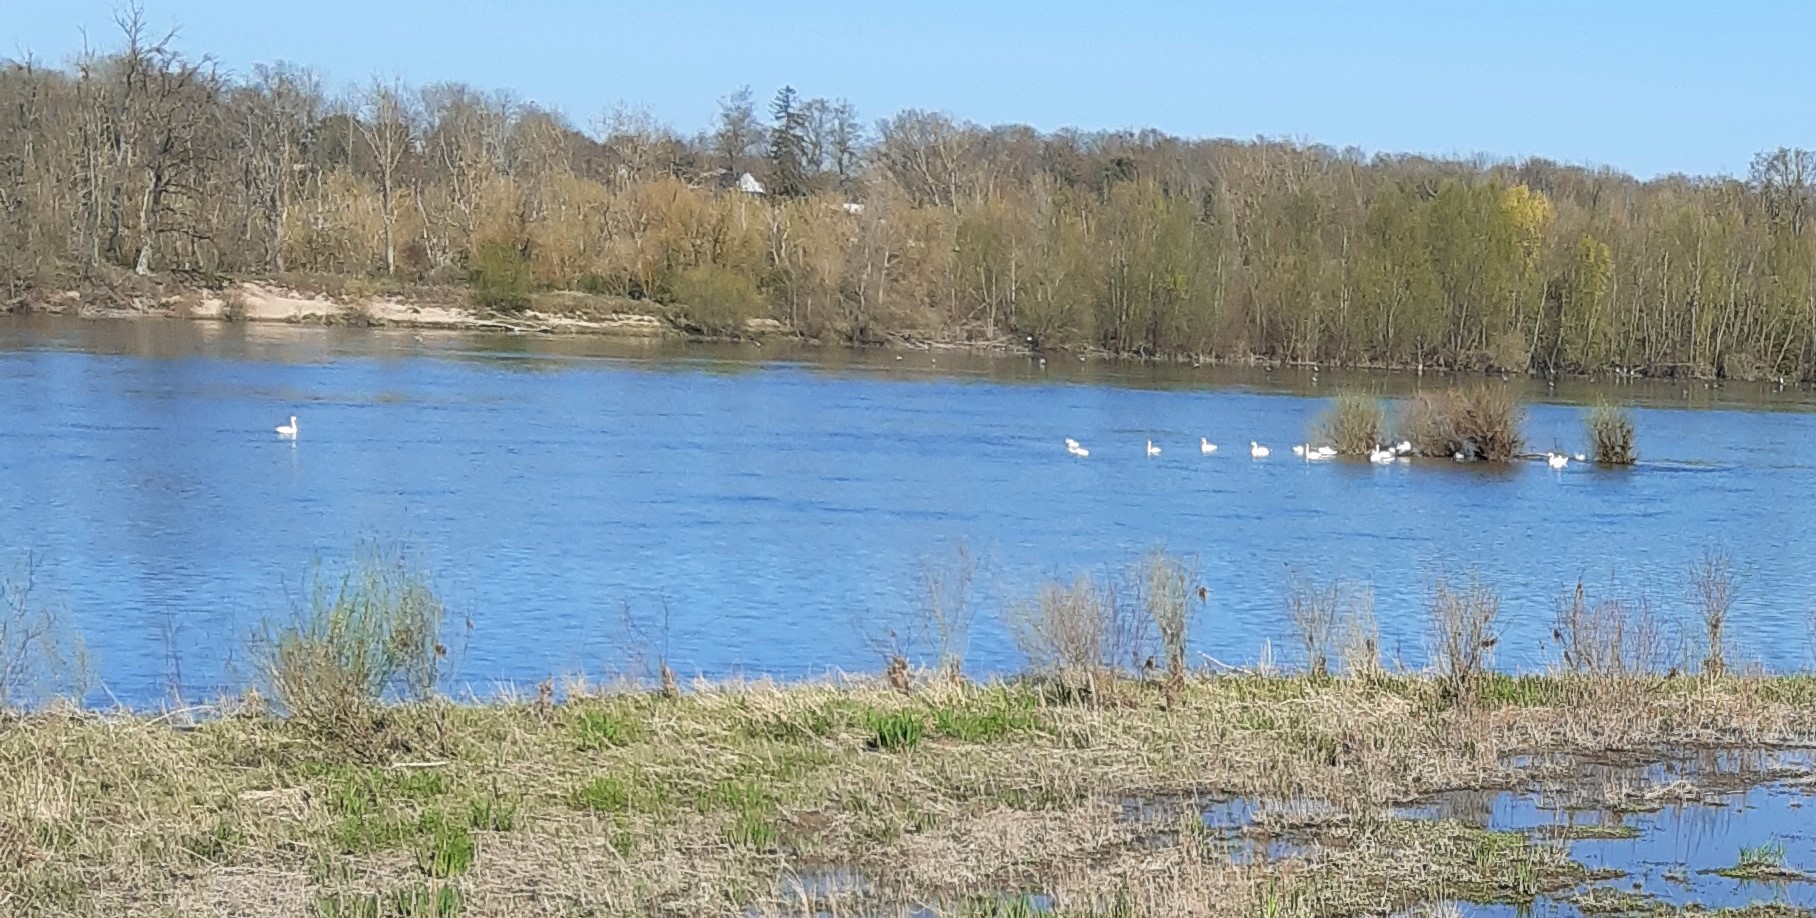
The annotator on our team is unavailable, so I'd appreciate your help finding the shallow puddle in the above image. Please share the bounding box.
[771,749,1816,916]
[1399,749,1816,915]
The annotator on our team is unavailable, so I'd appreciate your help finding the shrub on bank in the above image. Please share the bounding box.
[1403,386,1525,461]
[258,543,448,753]
[1005,575,1134,695]
[466,240,533,312]
[1138,547,1201,683]
[1005,549,1203,695]
[667,264,767,336]
[1550,578,1665,676]
[1428,572,1502,690]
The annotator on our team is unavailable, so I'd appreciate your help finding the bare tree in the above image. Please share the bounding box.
[712,85,761,178]
[84,8,226,275]
[355,78,412,275]
[875,110,970,207]
[802,96,864,189]
[595,103,681,190]
[238,62,320,272]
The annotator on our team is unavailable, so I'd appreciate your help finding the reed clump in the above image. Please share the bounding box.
[1314,393,1386,455]
[1403,386,1525,461]
[1588,403,1636,465]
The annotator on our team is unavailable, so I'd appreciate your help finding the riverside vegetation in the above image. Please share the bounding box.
[11,13,1816,381]
[3,542,1814,917]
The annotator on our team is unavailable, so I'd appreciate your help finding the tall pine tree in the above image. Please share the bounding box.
[769,86,811,197]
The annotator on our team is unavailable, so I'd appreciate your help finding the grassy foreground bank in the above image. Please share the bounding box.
[4,673,1816,917]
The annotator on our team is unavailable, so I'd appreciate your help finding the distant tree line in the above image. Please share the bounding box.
[5,12,1816,379]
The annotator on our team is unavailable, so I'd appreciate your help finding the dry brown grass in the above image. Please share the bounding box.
[5,673,1816,916]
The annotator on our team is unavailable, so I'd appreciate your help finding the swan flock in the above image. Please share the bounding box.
[1062,434,1588,472]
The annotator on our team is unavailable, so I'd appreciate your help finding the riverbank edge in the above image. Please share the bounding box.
[5,671,1816,916]
[10,273,1736,380]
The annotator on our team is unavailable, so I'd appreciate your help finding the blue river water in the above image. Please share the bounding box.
[3,317,1814,705]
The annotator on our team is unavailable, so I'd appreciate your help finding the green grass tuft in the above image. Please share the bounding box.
[723,811,777,849]
[412,813,475,878]
[575,776,631,812]
[866,710,927,751]
[573,709,642,750]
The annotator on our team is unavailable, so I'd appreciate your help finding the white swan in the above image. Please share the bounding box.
[1146,440,1161,457]
[1200,437,1218,455]
[1065,438,1080,450]
[1394,440,1413,455]
[1250,441,1270,458]
[1068,443,1090,458]
[1315,446,1337,458]
[1368,446,1395,464]
[275,415,298,440]
[1292,444,1307,457]
[1547,452,1569,470]
[1573,453,1587,463]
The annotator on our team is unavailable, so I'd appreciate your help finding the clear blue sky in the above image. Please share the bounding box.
[5,0,1813,179]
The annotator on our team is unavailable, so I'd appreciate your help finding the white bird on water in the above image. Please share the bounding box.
[1250,441,1270,458]
[1315,446,1337,459]
[1573,452,1587,463]
[1200,437,1218,455]
[1065,438,1089,458]
[1146,440,1162,457]
[1548,452,1569,470]
[1292,444,1307,457]
[1394,440,1413,455]
[275,415,299,440]
[1368,446,1396,464]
